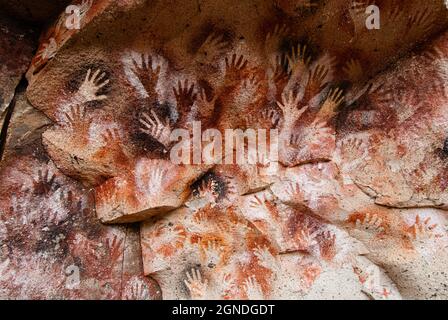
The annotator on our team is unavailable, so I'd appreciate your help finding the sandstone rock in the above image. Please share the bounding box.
[140,202,400,300]
[1,86,51,161]
[24,0,448,224]
[1,0,447,300]
[270,162,448,299]
[0,14,37,134]
[350,207,448,299]
[28,1,444,178]
[25,0,111,77]
[336,32,448,209]
[95,159,210,223]
[0,91,160,299]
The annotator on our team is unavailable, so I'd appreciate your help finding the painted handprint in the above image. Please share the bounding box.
[348,1,376,35]
[253,246,280,274]
[184,268,208,300]
[35,38,58,63]
[261,108,280,128]
[32,169,57,195]
[71,233,100,265]
[317,230,337,261]
[283,181,303,200]
[139,110,172,147]
[101,128,122,145]
[195,89,216,121]
[245,107,279,130]
[47,209,68,226]
[63,105,92,130]
[148,221,187,255]
[132,53,161,97]
[296,221,320,251]
[287,44,311,74]
[406,215,439,241]
[269,54,290,100]
[277,90,308,160]
[316,88,344,122]
[225,54,248,85]
[123,277,151,300]
[194,178,219,204]
[203,240,224,267]
[246,193,279,233]
[147,167,167,196]
[355,213,385,234]
[105,234,124,264]
[78,0,93,20]
[239,74,263,106]
[290,120,333,148]
[33,17,65,68]
[77,68,110,102]
[196,33,228,64]
[303,63,330,101]
[9,194,32,225]
[339,136,368,170]
[265,24,289,54]
[353,261,400,300]
[219,272,236,298]
[277,91,308,127]
[249,194,269,211]
[243,275,264,300]
[173,79,197,114]
[406,7,435,41]
[342,58,363,82]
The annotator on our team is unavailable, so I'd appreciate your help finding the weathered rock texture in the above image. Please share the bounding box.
[1,0,448,299]
[0,14,36,133]
[0,89,161,299]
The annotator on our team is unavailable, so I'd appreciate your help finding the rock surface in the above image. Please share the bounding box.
[1,0,448,300]
[0,90,161,299]
[0,14,36,133]
[336,33,448,209]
